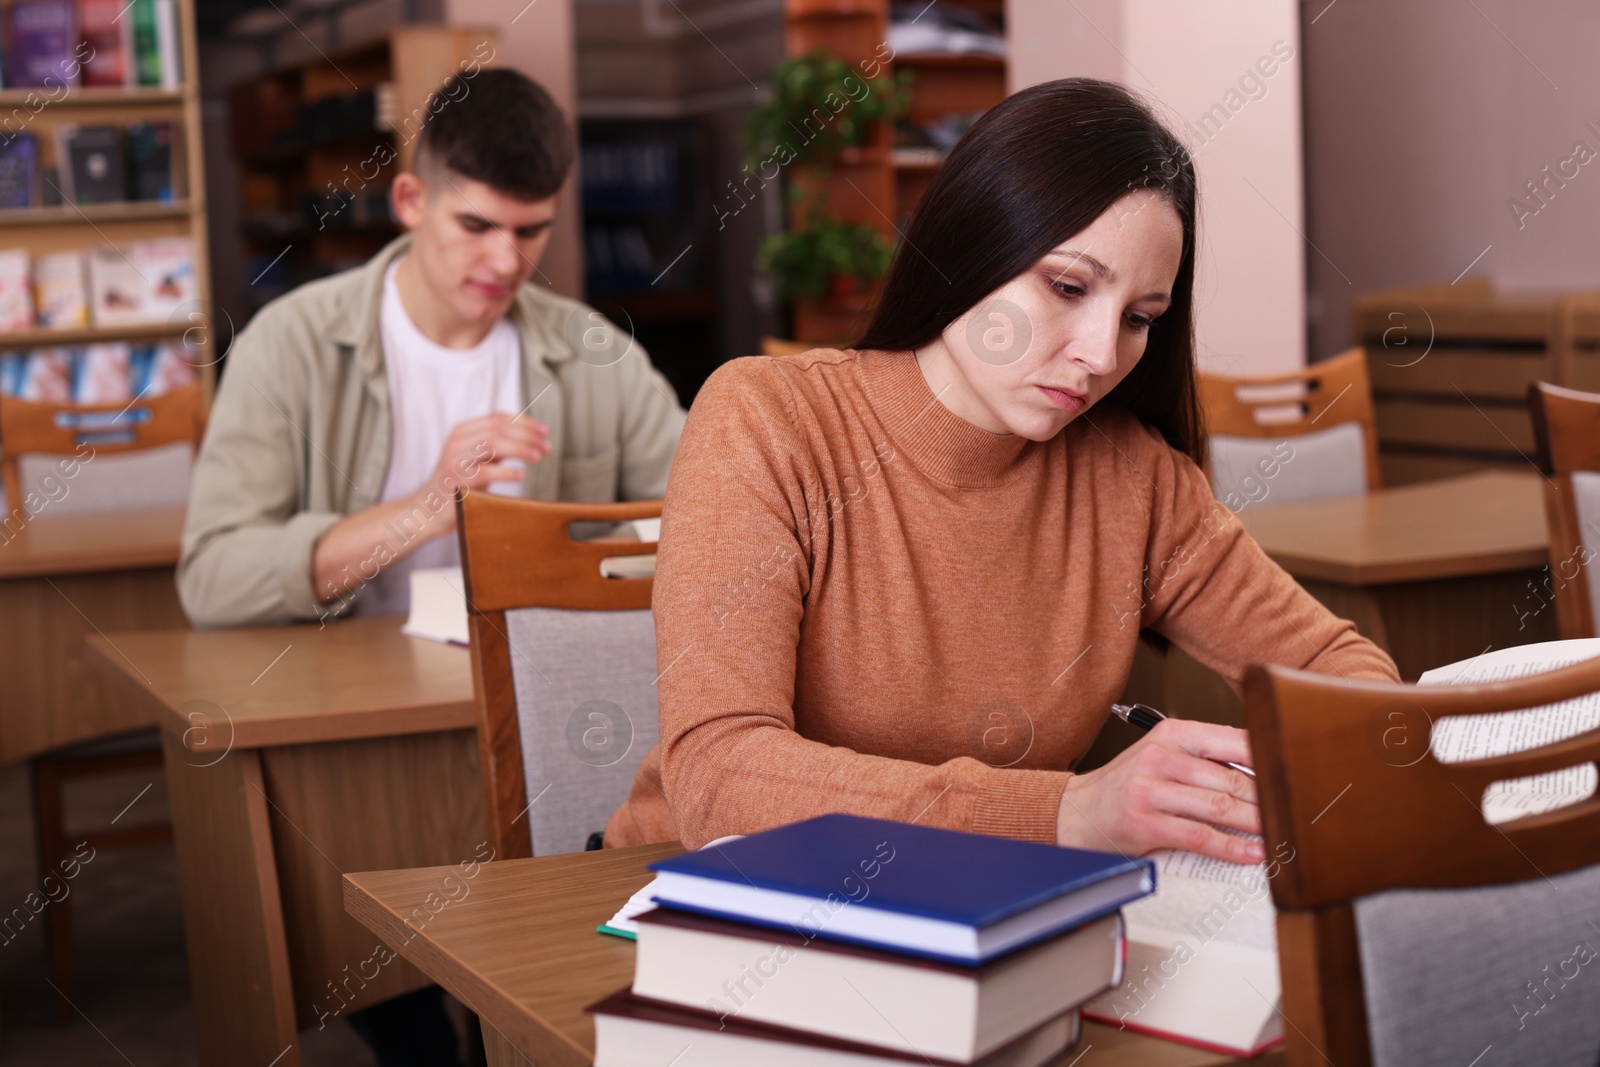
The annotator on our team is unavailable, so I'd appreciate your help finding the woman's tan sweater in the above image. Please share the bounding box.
[605,348,1398,849]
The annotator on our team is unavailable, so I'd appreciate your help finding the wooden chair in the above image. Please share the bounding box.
[760,336,816,357]
[1529,381,1600,638]
[1243,656,1600,1066]
[0,379,203,1012]
[0,378,205,511]
[1199,347,1381,506]
[456,491,663,860]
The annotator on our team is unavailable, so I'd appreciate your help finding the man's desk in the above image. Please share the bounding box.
[86,614,485,1067]
[0,503,187,761]
[1238,469,1555,678]
[344,846,1286,1067]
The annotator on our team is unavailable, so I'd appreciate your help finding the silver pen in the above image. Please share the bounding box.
[1110,702,1258,779]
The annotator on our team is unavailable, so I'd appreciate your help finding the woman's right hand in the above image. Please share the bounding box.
[1056,718,1264,864]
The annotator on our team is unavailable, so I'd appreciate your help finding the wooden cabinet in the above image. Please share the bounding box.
[1352,280,1600,484]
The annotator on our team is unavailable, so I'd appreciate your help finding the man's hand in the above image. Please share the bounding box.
[427,412,550,497]
[1056,719,1263,865]
[310,412,550,606]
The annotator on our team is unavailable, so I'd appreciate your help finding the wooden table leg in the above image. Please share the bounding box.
[162,731,300,1067]
[482,1019,535,1067]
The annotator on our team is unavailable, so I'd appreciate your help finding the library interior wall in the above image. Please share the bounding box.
[1009,0,1306,377]
[1300,0,1600,358]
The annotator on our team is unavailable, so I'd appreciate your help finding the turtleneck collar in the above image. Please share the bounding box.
[856,348,1037,489]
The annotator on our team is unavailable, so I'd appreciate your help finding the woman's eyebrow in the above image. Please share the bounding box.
[1046,249,1113,283]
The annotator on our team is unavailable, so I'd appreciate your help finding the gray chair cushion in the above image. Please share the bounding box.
[10,442,190,514]
[504,606,659,856]
[1209,422,1366,508]
[1355,860,1600,1067]
[1569,471,1600,631]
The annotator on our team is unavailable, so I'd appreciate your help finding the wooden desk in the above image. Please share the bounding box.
[86,614,484,1067]
[0,504,187,761]
[1237,470,1557,679]
[344,847,1285,1067]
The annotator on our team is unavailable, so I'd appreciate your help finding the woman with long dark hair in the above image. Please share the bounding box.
[607,78,1397,862]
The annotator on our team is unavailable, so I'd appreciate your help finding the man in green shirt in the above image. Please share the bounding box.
[180,68,685,628]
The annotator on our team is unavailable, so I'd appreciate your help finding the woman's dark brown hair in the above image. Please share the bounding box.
[856,77,1204,463]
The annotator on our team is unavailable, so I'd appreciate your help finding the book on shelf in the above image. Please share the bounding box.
[86,236,192,325]
[34,248,86,327]
[135,235,193,316]
[57,124,125,204]
[0,135,39,208]
[1081,844,1285,1057]
[71,341,129,402]
[153,0,180,89]
[0,343,192,403]
[76,0,127,87]
[126,121,173,201]
[126,0,178,89]
[0,248,32,329]
[1,347,70,401]
[129,340,195,396]
[645,813,1155,965]
[7,1,79,89]
[86,244,141,325]
[589,989,1080,1067]
[632,906,1122,1062]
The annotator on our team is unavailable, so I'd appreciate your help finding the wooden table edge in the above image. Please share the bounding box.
[0,545,181,580]
[342,851,681,1067]
[83,634,477,751]
[1263,545,1551,586]
[342,869,600,1067]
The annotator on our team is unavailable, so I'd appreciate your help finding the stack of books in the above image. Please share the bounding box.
[588,814,1157,1067]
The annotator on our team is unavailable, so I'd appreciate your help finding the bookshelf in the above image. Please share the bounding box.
[227,25,496,312]
[0,0,214,391]
[783,0,1007,344]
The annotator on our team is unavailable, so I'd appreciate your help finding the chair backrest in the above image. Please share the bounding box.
[761,337,815,357]
[1200,347,1381,506]
[0,379,205,512]
[1242,655,1600,1067]
[1530,381,1600,639]
[456,490,662,861]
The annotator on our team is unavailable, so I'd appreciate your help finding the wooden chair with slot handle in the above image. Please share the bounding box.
[1243,654,1600,1066]
[0,378,204,1014]
[1529,380,1600,639]
[456,490,663,861]
[1199,346,1381,505]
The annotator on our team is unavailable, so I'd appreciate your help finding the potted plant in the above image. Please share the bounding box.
[743,51,910,170]
[758,207,894,311]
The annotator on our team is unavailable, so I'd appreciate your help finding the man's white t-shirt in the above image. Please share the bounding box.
[356,257,522,616]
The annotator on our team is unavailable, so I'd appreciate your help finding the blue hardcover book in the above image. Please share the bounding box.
[647,813,1155,965]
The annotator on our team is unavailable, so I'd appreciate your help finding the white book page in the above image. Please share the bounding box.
[1419,640,1600,823]
[602,834,744,935]
[1084,847,1280,1050]
[1120,847,1277,957]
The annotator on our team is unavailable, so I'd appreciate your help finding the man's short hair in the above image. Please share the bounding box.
[417,68,573,200]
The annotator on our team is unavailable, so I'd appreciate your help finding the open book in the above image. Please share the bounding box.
[1083,639,1600,1054]
[1081,843,1286,1056]
[1420,638,1600,823]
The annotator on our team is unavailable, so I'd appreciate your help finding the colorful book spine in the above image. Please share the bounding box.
[75,0,127,87]
[129,0,160,87]
[8,1,79,88]
[0,248,33,330]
